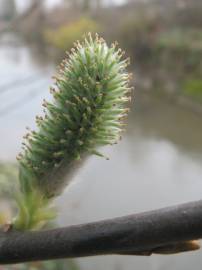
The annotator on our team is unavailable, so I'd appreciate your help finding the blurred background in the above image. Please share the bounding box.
[0,0,202,269]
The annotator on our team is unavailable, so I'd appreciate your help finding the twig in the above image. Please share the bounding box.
[0,200,202,264]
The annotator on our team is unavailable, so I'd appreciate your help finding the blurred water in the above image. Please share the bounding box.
[0,41,202,270]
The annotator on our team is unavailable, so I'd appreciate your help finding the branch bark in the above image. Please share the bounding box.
[0,200,202,264]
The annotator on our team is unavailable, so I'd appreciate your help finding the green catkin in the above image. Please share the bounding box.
[14,34,132,230]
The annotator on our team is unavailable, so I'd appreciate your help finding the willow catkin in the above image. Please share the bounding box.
[15,34,132,230]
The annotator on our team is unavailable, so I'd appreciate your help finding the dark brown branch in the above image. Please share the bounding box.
[0,200,202,264]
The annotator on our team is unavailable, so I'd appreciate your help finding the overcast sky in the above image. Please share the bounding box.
[15,0,127,12]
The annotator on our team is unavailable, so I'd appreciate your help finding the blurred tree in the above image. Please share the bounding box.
[64,0,79,9]
[0,0,17,21]
[82,0,91,12]
[64,0,102,12]
[96,0,102,9]
[18,0,45,42]
[82,0,103,12]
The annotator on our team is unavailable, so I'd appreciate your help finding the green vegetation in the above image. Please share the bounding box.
[156,29,202,51]
[183,79,202,101]
[0,164,79,269]
[3,258,78,270]
[0,163,18,197]
[0,163,17,226]
[45,17,99,52]
[117,20,202,101]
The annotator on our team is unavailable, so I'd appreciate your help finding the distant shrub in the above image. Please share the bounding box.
[183,78,202,100]
[117,15,159,63]
[156,29,202,51]
[44,17,99,52]
[153,30,202,82]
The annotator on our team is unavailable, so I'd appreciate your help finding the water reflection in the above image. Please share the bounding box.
[0,41,202,270]
[0,38,53,160]
[130,93,202,157]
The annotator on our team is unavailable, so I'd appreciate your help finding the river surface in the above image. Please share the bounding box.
[0,37,202,270]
